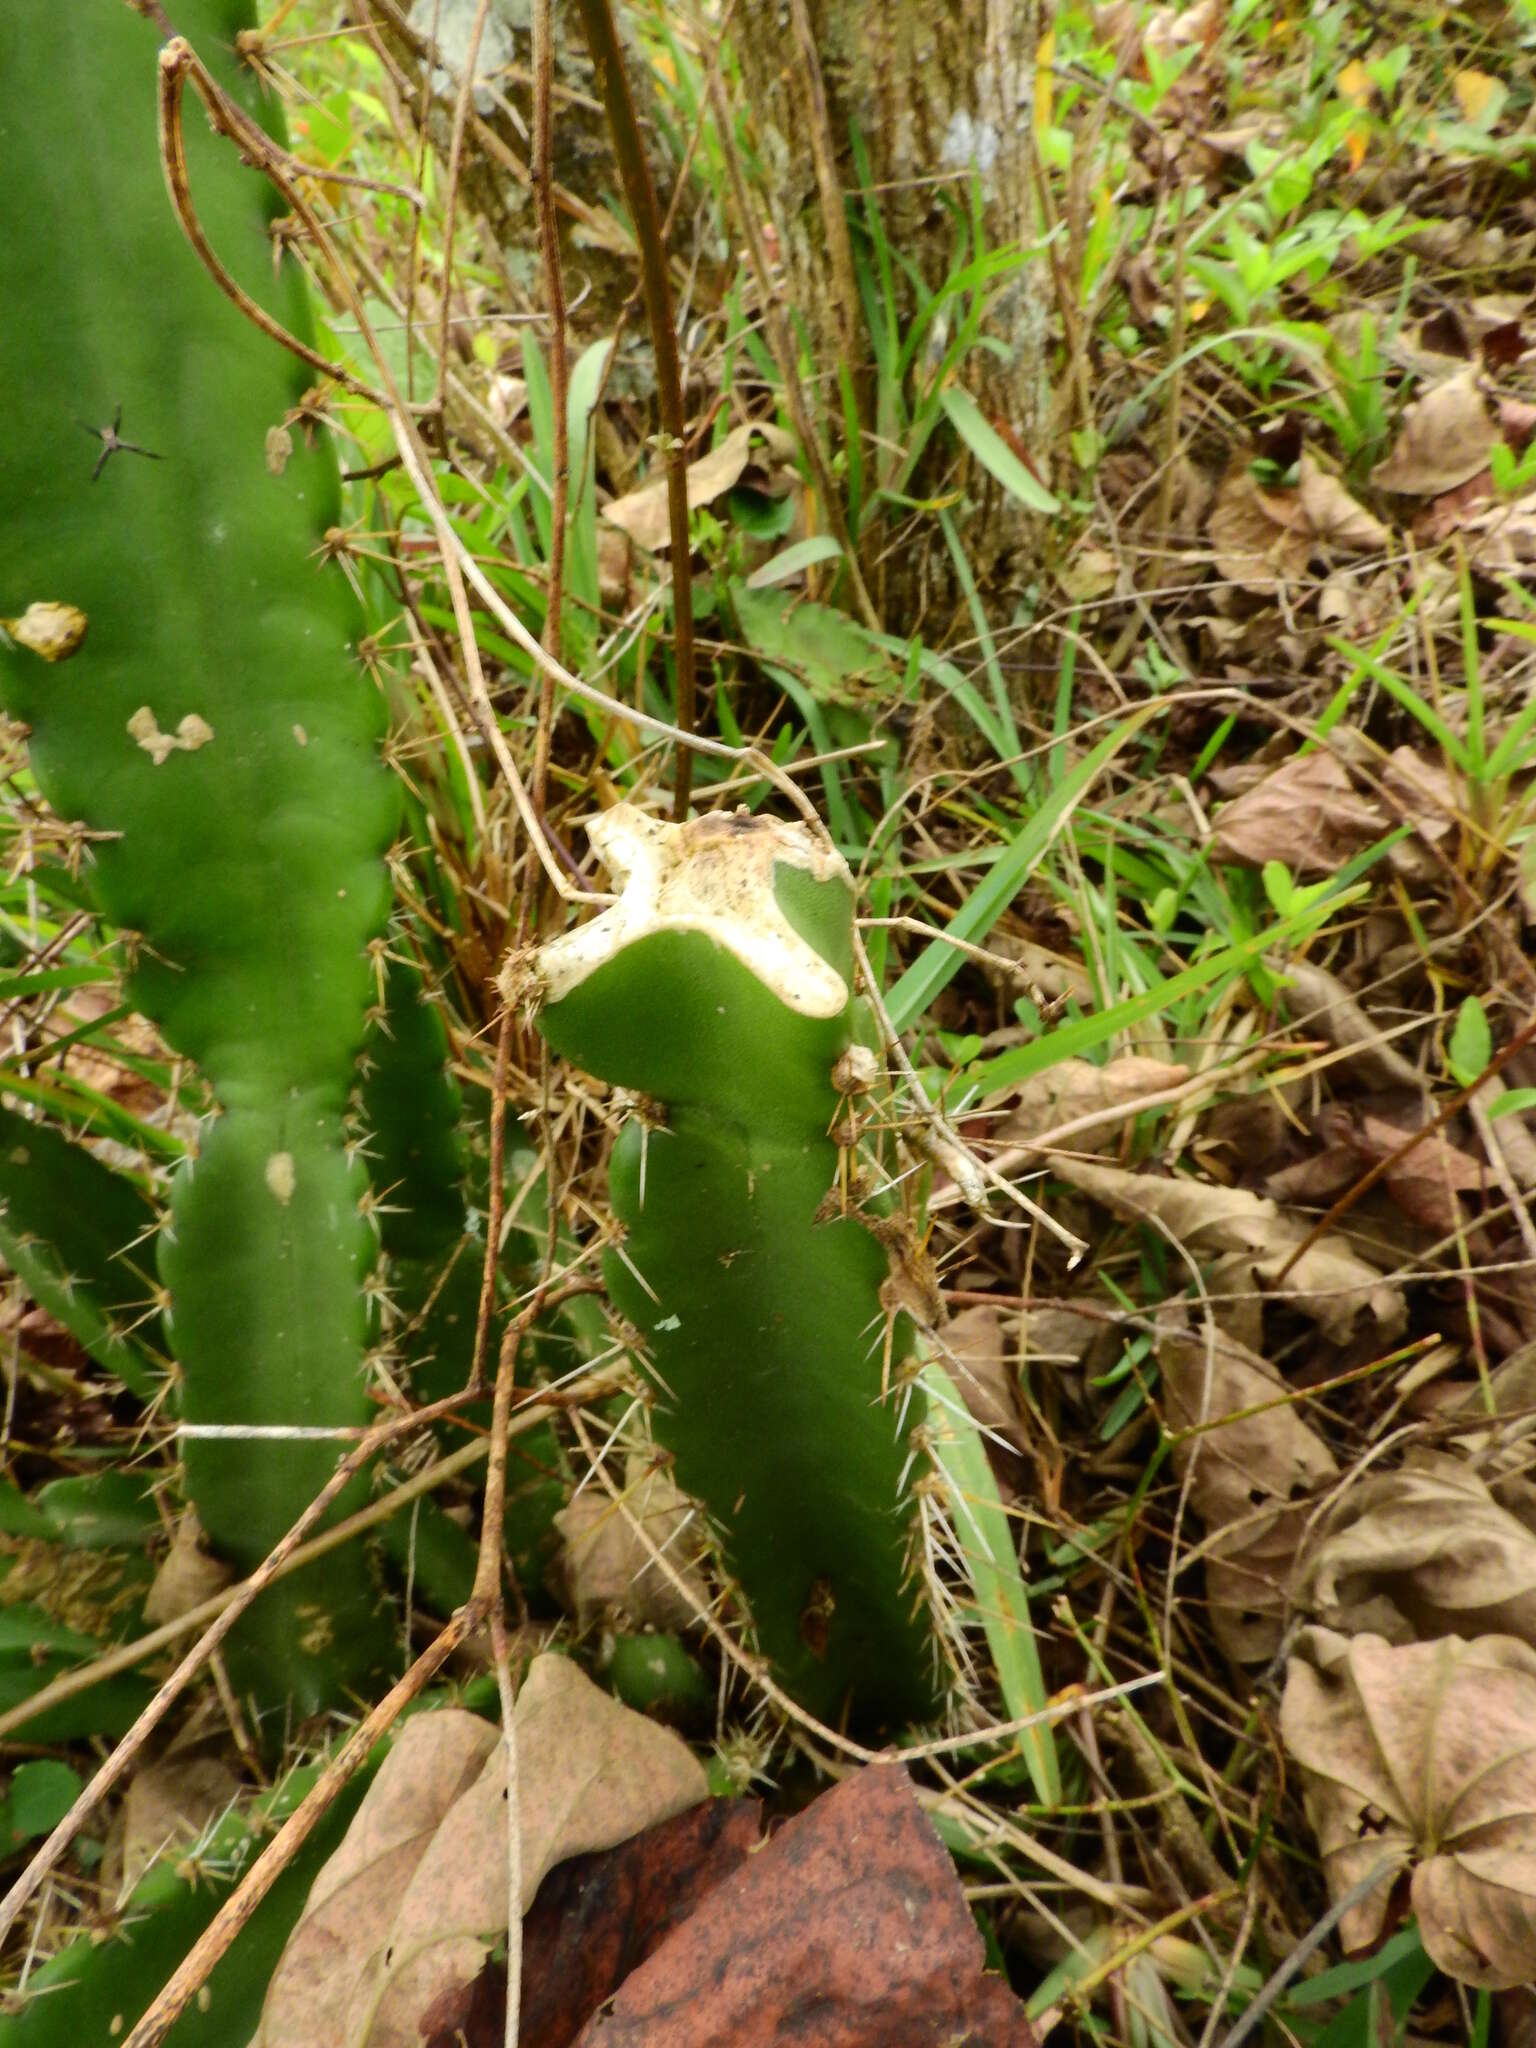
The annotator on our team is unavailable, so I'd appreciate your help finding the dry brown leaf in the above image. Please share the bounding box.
[1056,542,1120,601]
[120,1754,243,1894]
[1279,960,1421,1089]
[1051,1156,1406,1343]
[554,1457,711,1633]
[988,1055,1189,1152]
[1428,485,1536,578]
[142,1510,234,1626]
[258,1659,708,2048]
[1208,467,1311,593]
[942,1305,1026,1500]
[602,423,796,551]
[1297,1097,1486,1239]
[1296,457,1393,554]
[1159,1324,1338,1662]
[1020,1304,1103,1373]
[1212,752,1384,873]
[373,1658,706,2047]
[1339,1105,1485,1235]
[1207,459,1389,594]
[984,933,1096,1004]
[1292,1453,1536,1648]
[1449,1344,1536,1511]
[1335,59,1374,111]
[257,1707,500,2048]
[1372,368,1498,495]
[1282,1627,1536,1987]
[1473,1074,1536,1190]
[1454,68,1503,123]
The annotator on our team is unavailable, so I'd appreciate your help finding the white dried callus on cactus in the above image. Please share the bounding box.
[535,804,853,1017]
[2,600,88,662]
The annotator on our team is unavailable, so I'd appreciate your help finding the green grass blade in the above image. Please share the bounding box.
[885,708,1156,1033]
[920,1360,1059,1805]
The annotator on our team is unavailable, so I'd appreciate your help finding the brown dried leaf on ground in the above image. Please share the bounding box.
[1207,459,1390,594]
[943,1304,1026,1498]
[258,1658,708,2048]
[1050,1156,1406,1343]
[554,1455,711,1632]
[1211,751,1384,872]
[1208,466,1311,592]
[1372,368,1498,495]
[257,1707,499,2048]
[1282,1627,1536,1987]
[1297,458,1394,555]
[422,1801,764,2048]
[1278,959,1422,1089]
[1020,1305,1105,1379]
[1443,1345,1536,1521]
[1158,1325,1338,1663]
[119,1754,243,1894]
[1292,1453,1536,1648]
[1323,1102,1486,1236]
[985,1054,1189,1152]
[602,422,796,550]
[1428,486,1536,578]
[577,1764,1036,2046]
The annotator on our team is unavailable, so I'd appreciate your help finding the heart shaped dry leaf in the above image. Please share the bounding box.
[258,1655,709,2048]
[1158,1326,1338,1662]
[1292,1453,1536,1648]
[1282,1626,1536,1988]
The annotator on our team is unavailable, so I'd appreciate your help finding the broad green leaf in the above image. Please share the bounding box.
[1449,995,1492,1087]
[745,535,844,589]
[939,386,1060,513]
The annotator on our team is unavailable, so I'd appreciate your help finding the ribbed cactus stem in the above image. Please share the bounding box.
[530,805,941,1726]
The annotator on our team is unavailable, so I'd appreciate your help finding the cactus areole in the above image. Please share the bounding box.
[532,806,941,1726]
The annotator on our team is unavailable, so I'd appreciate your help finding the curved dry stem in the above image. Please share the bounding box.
[156,38,395,405]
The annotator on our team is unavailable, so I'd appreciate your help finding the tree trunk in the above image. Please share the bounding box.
[732,0,1048,613]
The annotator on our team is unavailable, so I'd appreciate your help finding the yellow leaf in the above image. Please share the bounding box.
[1035,27,1056,136]
[1454,68,1501,123]
[1336,60,1374,111]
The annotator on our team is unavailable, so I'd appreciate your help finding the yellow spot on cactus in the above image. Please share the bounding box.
[2,601,88,662]
[298,1608,335,1655]
[293,723,308,746]
[128,707,215,765]
[264,1151,296,1204]
[265,424,294,475]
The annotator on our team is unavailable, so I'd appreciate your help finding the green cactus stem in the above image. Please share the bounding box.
[0,0,398,1713]
[529,805,942,1727]
[0,1754,378,2048]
